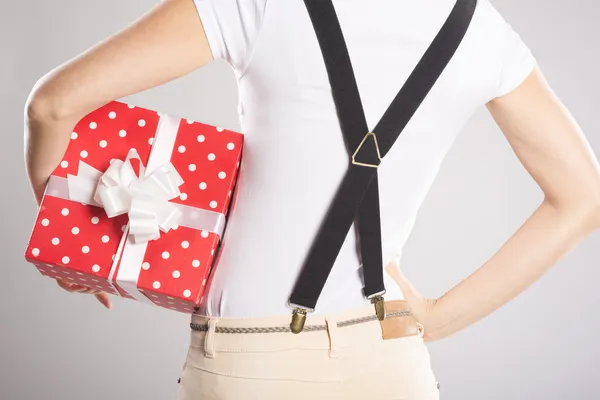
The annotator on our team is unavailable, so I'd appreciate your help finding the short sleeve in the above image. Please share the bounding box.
[193,0,267,74]
[487,2,537,98]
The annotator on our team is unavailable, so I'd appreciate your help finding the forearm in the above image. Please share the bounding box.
[24,109,78,205]
[429,199,600,340]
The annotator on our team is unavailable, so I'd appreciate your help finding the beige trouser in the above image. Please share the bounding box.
[177,302,440,400]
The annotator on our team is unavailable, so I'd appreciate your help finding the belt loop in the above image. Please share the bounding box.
[204,318,217,358]
[325,316,340,358]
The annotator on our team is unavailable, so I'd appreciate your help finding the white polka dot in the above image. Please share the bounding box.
[153,281,161,289]
[32,248,40,257]
[61,208,69,216]
[71,132,78,140]
[99,140,108,148]
[228,190,232,197]
[62,256,70,264]
[92,279,99,282]
[119,129,127,137]
[183,290,191,298]
[60,161,69,168]
[188,164,196,172]
[80,150,88,159]
[197,134,205,143]
[76,272,83,276]
[236,161,240,168]
[82,246,90,254]
[148,137,154,145]
[96,285,103,289]
[172,225,179,230]
[89,122,97,130]
[227,142,235,150]
[62,270,70,275]
[41,219,50,227]
[211,249,215,256]
[180,193,188,201]
[111,254,115,261]
[218,171,226,179]
[202,279,207,286]
[208,153,216,161]
[201,231,209,238]
[186,119,194,124]
[199,182,207,190]
[101,235,110,243]
[128,104,135,109]
[209,201,218,209]
[52,237,60,245]
[108,111,117,119]
[138,119,146,127]
[142,262,150,271]
[72,227,79,235]
[172,270,181,278]
[91,217,99,224]
[92,264,101,273]
[181,241,190,249]
[216,127,224,132]
[67,277,74,281]
[178,145,186,153]
[192,260,200,268]
[162,251,170,260]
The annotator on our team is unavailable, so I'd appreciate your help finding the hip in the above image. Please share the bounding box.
[177,300,439,400]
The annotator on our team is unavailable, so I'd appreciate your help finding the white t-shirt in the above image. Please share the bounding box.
[192,0,537,318]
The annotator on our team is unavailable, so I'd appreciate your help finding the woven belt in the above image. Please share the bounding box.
[190,310,411,334]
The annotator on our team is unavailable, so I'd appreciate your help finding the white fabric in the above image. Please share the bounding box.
[192,0,537,318]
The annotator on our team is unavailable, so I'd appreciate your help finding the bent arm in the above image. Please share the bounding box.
[429,65,600,340]
[25,0,213,204]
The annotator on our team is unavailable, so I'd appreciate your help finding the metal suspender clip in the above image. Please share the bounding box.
[288,302,314,334]
[367,290,387,321]
[351,131,382,168]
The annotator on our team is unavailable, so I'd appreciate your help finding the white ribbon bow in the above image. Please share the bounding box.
[67,149,184,243]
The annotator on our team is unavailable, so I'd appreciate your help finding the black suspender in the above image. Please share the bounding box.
[289,0,477,333]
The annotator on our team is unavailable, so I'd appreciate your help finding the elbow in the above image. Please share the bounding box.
[25,78,78,124]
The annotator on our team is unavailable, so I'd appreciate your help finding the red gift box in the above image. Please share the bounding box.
[24,101,243,313]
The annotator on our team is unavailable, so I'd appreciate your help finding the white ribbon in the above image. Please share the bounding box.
[67,149,184,244]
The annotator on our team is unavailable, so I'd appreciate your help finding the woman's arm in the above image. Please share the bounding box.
[25,0,213,204]
[24,0,213,306]
[388,65,600,341]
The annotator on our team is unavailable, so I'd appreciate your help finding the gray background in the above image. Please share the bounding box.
[2,0,598,399]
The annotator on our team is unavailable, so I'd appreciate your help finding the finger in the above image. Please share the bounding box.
[79,288,102,295]
[384,262,423,303]
[56,279,86,292]
[95,293,112,309]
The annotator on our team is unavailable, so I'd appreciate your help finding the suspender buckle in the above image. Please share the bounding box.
[370,295,386,321]
[288,302,313,334]
[351,131,382,168]
[290,307,308,334]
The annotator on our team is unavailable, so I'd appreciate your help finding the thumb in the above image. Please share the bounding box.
[95,293,112,309]
[384,262,423,304]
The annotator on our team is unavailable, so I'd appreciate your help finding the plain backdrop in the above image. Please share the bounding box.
[2,0,599,399]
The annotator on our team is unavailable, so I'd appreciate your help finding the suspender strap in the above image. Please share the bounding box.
[289,0,477,332]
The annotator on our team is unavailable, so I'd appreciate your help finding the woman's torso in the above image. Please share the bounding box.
[195,0,535,318]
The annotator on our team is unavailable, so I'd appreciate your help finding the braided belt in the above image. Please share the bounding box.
[190,310,411,334]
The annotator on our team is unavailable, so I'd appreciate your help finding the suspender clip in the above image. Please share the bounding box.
[370,295,386,321]
[290,307,308,334]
